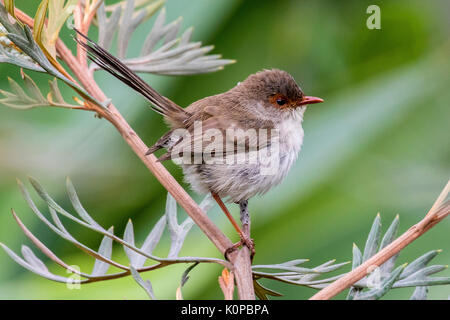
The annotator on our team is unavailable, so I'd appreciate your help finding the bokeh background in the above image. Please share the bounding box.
[0,0,449,299]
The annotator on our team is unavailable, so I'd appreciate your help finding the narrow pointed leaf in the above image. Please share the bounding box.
[134,215,166,268]
[410,286,428,300]
[91,227,114,276]
[124,219,139,266]
[130,266,155,299]
[401,250,441,279]
[21,245,48,272]
[362,214,381,262]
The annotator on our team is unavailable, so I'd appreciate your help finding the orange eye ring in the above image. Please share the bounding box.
[269,93,289,108]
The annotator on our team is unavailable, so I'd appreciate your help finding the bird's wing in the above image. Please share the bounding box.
[156,106,275,163]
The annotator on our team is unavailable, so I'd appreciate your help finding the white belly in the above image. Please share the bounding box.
[181,112,305,203]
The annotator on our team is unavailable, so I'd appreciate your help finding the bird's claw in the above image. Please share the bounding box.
[224,236,255,261]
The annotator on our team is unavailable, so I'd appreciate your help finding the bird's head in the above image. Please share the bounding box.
[235,69,323,118]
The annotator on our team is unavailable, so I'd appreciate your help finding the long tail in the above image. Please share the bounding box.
[74,29,188,119]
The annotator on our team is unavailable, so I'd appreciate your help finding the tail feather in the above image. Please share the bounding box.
[74,29,187,119]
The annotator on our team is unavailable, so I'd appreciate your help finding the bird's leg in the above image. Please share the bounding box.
[211,193,254,259]
[239,199,255,258]
[239,200,250,236]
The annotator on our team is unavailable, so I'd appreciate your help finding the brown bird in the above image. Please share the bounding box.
[75,31,323,257]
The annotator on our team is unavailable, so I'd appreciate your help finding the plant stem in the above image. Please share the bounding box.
[310,181,449,300]
[10,2,255,299]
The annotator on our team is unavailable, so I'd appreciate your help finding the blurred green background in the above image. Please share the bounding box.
[0,0,449,299]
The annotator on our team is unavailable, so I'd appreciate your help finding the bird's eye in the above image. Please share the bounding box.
[276,98,286,106]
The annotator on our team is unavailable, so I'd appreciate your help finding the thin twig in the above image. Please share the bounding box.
[310,181,449,300]
[9,3,255,299]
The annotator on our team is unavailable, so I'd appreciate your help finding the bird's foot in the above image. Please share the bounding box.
[224,236,255,261]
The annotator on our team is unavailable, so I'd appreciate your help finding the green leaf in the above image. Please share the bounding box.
[4,0,19,23]
[130,266,155,299]
[66,177,103,228]
[91,227,114,277]
[0,71,82,110]
[93,1,234,75]
[379,215,400,274]
[134,215,166,268]
[0,242,70,283]
[0,4,106,108]
[410,286,428,300]
[21,245,48,272]
[401,250,441,279]
[362,213,381,262]
[166,193,195,258]
[45,0,77,57]
[123,219,140,267]
[355,264,405,300]
[33,0,49,50]
[351,243,362,269]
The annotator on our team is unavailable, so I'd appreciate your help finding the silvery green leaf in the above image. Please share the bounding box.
[169,221,194,258]
[179,26,193,46]
[124,219,140,267]
[48,206,72,237]
[141,6,168,55]
[354,264,405,300]
[91,227,114,276]
[394,277,450,288]
[400,250,441,279]
[397,265,448,287]
[362,213,381,262]
[165,192,178,232]
[0,71,83,110]
[346,287,359,300]
[91,3,233,75]
[96,2,122,50]
[21,245,48,272]
[199,193,215,212]
[410,286,428,300]
[164,192,195,258]
[301,259,335,282]
[20,178,127,270]
[0,45,45,72]
[253,260,348,275]
[347,243,363,300]
[379,215,400,275]
[0,5,104,108]
[314,261,350,273]
[66,177,104,229]
[380,215,399,249]
[352,243,362,269]
[280,259,310,267]
[163,17,181,45]
[130,266,155,299]
[117,0,164,57]
[0,243,71,283]
[18,179,74,241]
[48,78,69,105]
[134,215,166,268]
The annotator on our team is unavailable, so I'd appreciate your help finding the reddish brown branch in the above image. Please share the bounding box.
[9,2,255,299]
[310,181,449,300]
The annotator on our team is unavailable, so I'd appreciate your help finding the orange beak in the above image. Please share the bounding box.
[298,96,324,106]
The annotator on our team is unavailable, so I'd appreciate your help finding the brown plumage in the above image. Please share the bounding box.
[76,30,323,254]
